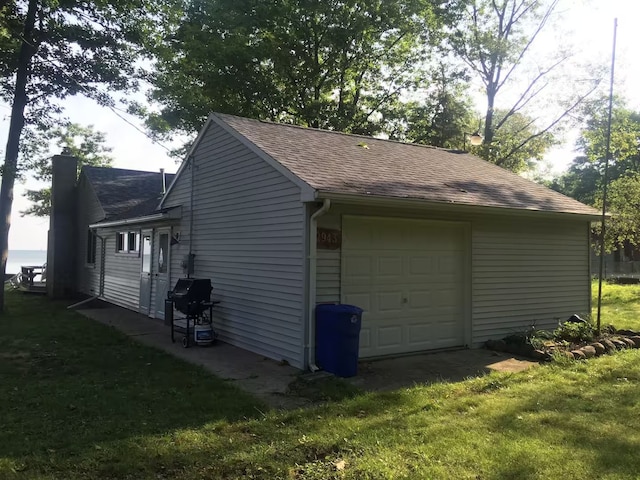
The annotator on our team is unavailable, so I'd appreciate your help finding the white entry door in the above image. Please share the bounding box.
[139,231,152,315]
[153,229,171,320]
[341,216,468,358]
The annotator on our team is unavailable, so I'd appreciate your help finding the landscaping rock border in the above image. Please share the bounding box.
[485,328,640,362]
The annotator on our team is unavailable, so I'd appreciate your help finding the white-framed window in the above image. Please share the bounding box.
[116,231,140,254]
[86,230,97,265]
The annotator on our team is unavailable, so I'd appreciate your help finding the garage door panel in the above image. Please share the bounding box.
[342,216,468,358]
[343,256,372,279]
[407,324,431,343]
[438,255,464,275]
[378,326,403,347]
[434,288,459,307]
[408,290,432,308]
[359,328,371,349]
[408,256,435,275]
[377,291,404,312]
[376,256,403,278]
[343,292,372,310]
[436,328,464,343]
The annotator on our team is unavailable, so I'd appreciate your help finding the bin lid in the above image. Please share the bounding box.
[316,303,363,315]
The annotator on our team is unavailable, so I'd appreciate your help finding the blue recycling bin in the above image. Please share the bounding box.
[315,304,363,377]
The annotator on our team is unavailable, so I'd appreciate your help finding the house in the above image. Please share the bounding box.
[48,113,601,370]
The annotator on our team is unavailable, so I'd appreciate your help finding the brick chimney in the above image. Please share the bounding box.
[46,153,78,298]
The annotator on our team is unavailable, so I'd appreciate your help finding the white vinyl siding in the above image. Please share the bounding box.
[162,122,306,368]
[75,174,104,296]
[316,212,341,303]
[313,204,590,349]
[471,218,589,343]
[100,233,142,311]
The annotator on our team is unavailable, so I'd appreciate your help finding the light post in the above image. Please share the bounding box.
[463,131,483,151]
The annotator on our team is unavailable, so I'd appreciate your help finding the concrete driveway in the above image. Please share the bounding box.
[75,300,537,409]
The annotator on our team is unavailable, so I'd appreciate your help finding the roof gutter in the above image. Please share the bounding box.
[89,207,181,229]
[314,191,603,221]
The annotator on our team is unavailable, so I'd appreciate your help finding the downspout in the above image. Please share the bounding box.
[98,233,106,298]
[307,198,331,371]
[67,232,107,309]
[188,156,194,278]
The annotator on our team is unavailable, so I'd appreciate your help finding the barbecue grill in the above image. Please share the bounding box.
[166,278,217,347]
[168,278,212,317]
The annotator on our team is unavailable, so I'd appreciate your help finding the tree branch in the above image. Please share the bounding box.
[497,81,600,165]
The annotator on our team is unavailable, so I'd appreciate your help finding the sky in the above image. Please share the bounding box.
[2,0,639,251]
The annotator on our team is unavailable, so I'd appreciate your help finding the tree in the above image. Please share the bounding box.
[0,0,173,310]
[142,0,462,137]
[551,98,640,205]
[21,123,113,217]
[450,0,599,170]
[384,63,475,149]
[473,109,556,173]
[593,174,640,254]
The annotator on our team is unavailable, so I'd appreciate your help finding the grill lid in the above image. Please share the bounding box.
[169,278,212,302]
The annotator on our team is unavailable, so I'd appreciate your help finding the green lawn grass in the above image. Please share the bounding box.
[593,280,640,331]
[3,288,640,479]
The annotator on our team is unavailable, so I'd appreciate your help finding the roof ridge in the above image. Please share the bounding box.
[83,165,170,175]
[216,112,573,190]
[216,113,461,154]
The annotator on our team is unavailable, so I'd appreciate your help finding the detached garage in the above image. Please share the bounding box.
[73,113,599,371]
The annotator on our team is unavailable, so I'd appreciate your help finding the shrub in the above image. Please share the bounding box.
[553,321,595,344]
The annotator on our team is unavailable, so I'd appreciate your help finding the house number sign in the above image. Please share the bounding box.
[317,228,341,250]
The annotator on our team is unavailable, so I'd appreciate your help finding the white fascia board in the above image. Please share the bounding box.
[316,191,602,221]
[89,207,181,229]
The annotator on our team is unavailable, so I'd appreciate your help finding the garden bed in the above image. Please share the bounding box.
[486,319,640,361]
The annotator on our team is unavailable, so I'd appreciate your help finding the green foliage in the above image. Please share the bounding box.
[592,174,640,254]
[0,0,174,121]
[552,98,640,252]
[21,122,113,217]
[385,63,475,148]
[549,155,602,206]
[552,97,640,205]
[143,0,465,137]
[472,110,557,173]
[553,321,595,344]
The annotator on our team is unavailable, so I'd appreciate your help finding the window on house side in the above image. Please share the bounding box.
[116,233,124,252]
[116,231,140,254]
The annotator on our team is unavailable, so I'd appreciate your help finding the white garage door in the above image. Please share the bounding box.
[341,216,467,358]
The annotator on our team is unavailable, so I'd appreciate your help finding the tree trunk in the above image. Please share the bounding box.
[484,87,495,145]
[0,0,38,312]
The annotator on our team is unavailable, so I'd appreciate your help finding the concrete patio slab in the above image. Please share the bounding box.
[349,349,538,392]
[74,299,538,409]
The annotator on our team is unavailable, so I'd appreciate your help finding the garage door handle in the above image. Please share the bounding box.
[402,297,408,304]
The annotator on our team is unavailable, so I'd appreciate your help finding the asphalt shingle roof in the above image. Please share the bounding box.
[216,113,599,217]
[83,166,175,220]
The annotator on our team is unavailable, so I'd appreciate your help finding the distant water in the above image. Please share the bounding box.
[6,250,47,275]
